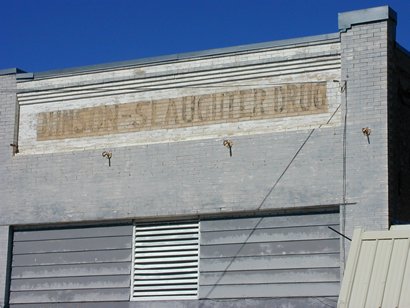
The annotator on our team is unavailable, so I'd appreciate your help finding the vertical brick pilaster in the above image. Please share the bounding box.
[339,6,397,267]
[0,72,18,160]
[0,71,18,308]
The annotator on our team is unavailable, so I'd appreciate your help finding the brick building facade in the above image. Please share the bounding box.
[1,6,409,308]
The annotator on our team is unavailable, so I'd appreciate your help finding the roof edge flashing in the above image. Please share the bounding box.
[16,73,34,80]
[31,32,340,80]
[338,6,397,31]
[0,68,26,76]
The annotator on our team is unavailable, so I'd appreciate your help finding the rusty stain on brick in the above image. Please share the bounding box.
[37,82,328,141]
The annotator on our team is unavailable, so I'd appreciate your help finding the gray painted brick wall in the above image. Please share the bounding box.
[0,5,407,307]
[1,129,344,225]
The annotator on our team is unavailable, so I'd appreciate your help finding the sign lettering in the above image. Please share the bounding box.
[37,82,328,141]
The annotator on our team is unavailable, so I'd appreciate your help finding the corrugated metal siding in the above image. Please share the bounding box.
[9,225,132,305]
[338,228,410,308]
[199,212,340,299]
[132,222,199,301]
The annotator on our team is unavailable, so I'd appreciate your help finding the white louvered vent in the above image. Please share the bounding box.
[131,221,199,301]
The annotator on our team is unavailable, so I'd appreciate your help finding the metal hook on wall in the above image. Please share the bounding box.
[102,151,112,167]
[10,143,19,154]
[223,139,233,157]
[362,127,371,144]
[333,79,346,93]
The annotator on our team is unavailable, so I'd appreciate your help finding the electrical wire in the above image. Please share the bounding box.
[257,103,341,210]
[201,103,342,299]
[313,297,337,308]
[341,80,348,270]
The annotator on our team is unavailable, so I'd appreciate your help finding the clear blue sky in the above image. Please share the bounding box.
[1,0,409,73]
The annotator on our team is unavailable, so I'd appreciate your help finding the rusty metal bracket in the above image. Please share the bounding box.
[362,127,371,144]
[10,143,19,154]
[223,139,233,157]
[102,151,112,167]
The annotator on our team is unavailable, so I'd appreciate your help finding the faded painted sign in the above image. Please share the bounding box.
[37,82,328,141]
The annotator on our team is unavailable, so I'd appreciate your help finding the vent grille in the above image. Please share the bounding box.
[131,221,199,300]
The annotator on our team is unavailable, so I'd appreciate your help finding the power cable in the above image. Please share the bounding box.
[341,80,348,271]
[201,103,341,299]
[257,103,341,211]
[313,297,337,308]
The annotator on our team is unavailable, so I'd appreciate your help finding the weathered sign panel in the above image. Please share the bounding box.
[37,82,327,141]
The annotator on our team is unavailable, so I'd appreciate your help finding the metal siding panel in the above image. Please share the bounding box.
[7,298,338,308]
[201,212,339,231]
[11,262,131,279]
[13,226,132,241]
[199,212,340,300]
[10,225,133,304]
[199,282,340,298]
[398,241,410,308]
[13,236,131,254]
[9,303,132,308]
[200,253,339,272]
[200,268,340,285]
[364,239,393,308]
[339,231,410,308]
[201,238,339,258]
[381,239,410,308]
[348,240,377,308]
[10,275,130,291]
[9,288,130,304]
[337,229,363,308]
[201,225,338,245]
[12,249,131,266]
[338,229,410,308]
